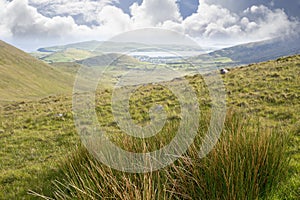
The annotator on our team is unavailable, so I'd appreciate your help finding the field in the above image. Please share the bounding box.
[0,55,299,199]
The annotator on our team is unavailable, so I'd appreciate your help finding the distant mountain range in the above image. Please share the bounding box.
[192,35,300,66]
[33,41,205,64]
[37,40,205,54]
[35,35,300,66]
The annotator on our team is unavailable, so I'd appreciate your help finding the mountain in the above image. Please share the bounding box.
[37,40,102,52]
[201,35,300,65]
[0,41,73,103]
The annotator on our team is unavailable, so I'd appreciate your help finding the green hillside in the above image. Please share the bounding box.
[0,41,73,103]
[40,48,97,63]
[50,62,82,75]
[77,53,141,67]
[0,54,299,199]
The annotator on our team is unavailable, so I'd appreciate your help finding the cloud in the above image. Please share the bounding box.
[242,5,299,38]
[0,0,11,38]
[0,0,98,50]
[182,0,299,43]
[0,0,299,50]
[183,2,240,39]
[0,0,91,39]
[130,0,182,26]
[204,0,300,20]
[95,6,133,36]
[28,0,118,26]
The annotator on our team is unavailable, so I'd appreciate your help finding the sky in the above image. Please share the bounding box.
[0,0,299,51]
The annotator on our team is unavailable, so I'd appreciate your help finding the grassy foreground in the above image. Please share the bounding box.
[0,55,299,199]
[36,111,291,200]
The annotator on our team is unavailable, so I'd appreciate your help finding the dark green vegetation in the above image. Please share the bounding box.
[0,41,299,199]
[0,41,73,103]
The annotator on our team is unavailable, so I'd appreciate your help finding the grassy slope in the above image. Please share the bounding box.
[41,48,97,63]
[0,41,73,103]
[77,53,141,67]
[0,95,77,199]
[49,62,82,75]
[0,55,299,199]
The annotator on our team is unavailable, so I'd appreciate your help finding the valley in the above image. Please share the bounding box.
[0,40,299,199]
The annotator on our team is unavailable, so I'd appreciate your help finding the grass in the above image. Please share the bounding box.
[0,96,78,199]
[35,111,291,200]
[41,49,97,63]
[0,41,73,103]
[0,54,299,199]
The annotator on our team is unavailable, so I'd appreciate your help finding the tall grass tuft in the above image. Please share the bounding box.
[169,111,290,199]
[38,111,290,199]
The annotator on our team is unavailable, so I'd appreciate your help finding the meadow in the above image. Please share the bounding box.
[0,55,299,199]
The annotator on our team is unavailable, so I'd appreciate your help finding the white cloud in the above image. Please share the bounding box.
[28,0,118,25]
[183,2,240,39]
[95,6,133,37]
[160,20,185,34]
[0,0,11,38]
[0,0,98,50]
[242,5,299,39]
[0,0,299,50]
[182,0,299,43]
[0,0,89,38]
[130,0,182,27]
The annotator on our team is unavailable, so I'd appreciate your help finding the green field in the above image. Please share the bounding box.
[0,49,299,199]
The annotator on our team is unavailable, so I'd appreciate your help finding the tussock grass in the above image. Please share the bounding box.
[40,111,290,200]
